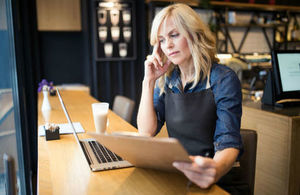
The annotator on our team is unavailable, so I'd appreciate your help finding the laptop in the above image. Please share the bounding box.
[56,88,133,171]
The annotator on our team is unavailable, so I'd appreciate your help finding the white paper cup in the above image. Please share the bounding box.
[123,27,131,42]
[104,43,113,57]
[111,26,120,42]
[122,10,131,25]
[98,9,107,25]
[119,43,127,57]
[92,103,109,134]
[110,9,119,26]
[98,26,107,42]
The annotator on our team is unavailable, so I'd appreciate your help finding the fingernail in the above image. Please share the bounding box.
[173,162,179,167]
[195,157,203,165]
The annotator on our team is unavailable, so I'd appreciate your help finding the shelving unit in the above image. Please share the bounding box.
[89,0,137,100]
[91,1,137,61]
[146,0,300,54]
[87,0,146,126]
[274,13,300,50]
[213,4,300,54]
[216,9,278,53]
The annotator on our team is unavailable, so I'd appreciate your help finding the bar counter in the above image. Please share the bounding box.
[242,100,300,195]
[37,90,228,195]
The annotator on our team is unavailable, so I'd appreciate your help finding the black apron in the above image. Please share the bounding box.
[165,74,216,157]
[164,73,248,195]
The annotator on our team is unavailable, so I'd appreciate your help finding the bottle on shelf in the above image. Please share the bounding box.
[291,21,300,41]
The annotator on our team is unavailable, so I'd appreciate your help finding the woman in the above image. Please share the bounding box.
[137,3,243,191]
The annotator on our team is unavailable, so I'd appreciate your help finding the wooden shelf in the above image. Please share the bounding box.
[221,23,285,28]
[146,1,300,54]
[210,1,300,12]
[145,0,199,6]
[146,0,300,11]
[276,40,300,44]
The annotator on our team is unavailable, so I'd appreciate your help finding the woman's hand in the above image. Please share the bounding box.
[144,43,171,82]
[173,156,217,189]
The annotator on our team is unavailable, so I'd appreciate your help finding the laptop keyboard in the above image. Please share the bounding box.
[88,140,123,164]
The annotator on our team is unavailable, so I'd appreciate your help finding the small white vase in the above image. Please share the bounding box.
[41,91,51,111]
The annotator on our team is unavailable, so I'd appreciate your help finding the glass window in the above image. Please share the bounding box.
[0,0,26,194]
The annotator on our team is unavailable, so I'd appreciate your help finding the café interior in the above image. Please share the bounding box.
[0,0,300,194]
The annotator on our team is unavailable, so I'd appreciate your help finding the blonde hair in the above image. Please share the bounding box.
[150,3,218,95]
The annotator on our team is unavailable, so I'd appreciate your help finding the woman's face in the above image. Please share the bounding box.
[158,16,192,66]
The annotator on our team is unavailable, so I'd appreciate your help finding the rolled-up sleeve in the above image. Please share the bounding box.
[212,70,243,156]
[153,86,165,135]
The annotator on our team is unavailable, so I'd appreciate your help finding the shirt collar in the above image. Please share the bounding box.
[166,66,181,90]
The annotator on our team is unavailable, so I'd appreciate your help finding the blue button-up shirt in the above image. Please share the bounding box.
[154,63,243,154]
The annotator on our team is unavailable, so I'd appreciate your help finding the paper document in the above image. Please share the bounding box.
[38,122,85,136]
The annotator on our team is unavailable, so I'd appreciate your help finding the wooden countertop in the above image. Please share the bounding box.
[242,99,300,194]
[37,90,228,195]
[243,99,300,117]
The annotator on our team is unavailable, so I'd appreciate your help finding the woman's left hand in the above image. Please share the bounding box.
[173,156,217,189]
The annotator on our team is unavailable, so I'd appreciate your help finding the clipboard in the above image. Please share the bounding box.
[88,132,192,172]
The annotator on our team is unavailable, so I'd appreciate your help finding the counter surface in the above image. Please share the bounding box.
[37,90,228,195]
[242,100,300,195]
[243,100,300,117]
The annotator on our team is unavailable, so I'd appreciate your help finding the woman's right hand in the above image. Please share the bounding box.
[144,43,171,82]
